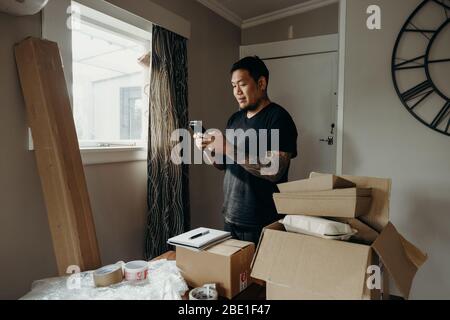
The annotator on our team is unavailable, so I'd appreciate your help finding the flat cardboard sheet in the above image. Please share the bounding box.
[372,223,427,298]
[15,37,101,273]
[273,188,372,218]
[278,174,356,193]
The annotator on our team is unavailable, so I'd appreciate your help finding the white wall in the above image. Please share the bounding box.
[242,3,339,45]
[343,0,450,299]
[92,74,144,140]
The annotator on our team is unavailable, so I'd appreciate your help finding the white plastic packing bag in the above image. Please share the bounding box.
[280,215,357,241]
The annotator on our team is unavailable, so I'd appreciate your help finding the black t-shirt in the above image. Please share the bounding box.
[222,103,298,227]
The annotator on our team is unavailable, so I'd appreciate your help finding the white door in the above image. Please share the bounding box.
[264,52,338,180]
[241,36,339,180]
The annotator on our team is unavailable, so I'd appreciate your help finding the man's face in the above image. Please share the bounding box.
[231,69,266,111]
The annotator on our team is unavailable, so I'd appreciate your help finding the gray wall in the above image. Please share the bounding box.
[242,3,339,45]
[0,13,58,300]
[344,0,450,299]
[84,162,147,264]
[0,0,240,299]
[0,11,147,294]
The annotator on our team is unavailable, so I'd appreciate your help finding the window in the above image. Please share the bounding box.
[120,87,142,140]
[71,1,151,149]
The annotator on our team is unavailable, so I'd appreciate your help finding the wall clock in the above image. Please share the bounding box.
[392,0,450,136]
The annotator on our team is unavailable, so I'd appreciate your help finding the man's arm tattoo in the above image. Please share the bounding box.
[239,151,292,183]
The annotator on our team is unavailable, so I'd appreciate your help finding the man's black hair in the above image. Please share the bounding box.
[230,56,269,86]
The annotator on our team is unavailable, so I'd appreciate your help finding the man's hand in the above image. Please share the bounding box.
[193,131,292,179]
[193,132,226,170]
[193,132,213,151]
[194,131,230,156]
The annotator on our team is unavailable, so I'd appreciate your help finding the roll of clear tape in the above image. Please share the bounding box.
[189,284,218,300]
[93,264,124,287]
[124,260,149,281]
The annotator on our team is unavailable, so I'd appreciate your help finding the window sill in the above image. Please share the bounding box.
[28,130,147,165]
[81,146,147,165]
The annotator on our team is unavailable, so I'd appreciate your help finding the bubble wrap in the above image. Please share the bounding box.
[20,259,188,300]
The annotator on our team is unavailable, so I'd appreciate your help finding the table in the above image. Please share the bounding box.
[21,251,265,300]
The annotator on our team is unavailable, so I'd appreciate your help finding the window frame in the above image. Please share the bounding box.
[41,0,153,164]
[71,7,151,151]
[40,0,190,164]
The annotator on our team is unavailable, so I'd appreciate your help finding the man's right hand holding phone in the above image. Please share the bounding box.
[193,131,227,170]
[193,132,213,151]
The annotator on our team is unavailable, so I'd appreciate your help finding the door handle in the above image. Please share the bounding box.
[319,136,334,146]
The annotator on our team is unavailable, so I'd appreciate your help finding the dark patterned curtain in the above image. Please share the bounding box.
[145,25,190,260]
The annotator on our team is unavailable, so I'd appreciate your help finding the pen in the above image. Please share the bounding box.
[189,230,210,240]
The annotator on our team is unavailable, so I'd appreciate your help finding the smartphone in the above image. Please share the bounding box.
[190,120,214,164]
[189,120,206,134]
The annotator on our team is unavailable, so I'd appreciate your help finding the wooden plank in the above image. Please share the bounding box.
[15,37,101,275]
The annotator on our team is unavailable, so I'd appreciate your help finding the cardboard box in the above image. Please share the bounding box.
[252,174,428,300]
[278,174,356,193]
[336,218,380,245]
[176,239,255,299]
[273,188,372,218]
[263,245,387,300]
[310,172,390,231]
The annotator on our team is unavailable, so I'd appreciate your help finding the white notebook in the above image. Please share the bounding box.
[167,227,231,250]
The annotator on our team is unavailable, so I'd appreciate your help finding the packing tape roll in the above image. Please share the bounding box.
[124,260,149,281]
[189,284,218,300]
[93,264,123,287]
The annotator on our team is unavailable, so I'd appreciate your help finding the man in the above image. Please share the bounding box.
[195,56,298,244]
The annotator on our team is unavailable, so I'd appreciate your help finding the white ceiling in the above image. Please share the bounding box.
[197,0,337,28]
[216,0,312,20]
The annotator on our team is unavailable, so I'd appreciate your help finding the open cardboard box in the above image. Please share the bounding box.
[251,173,428,300]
